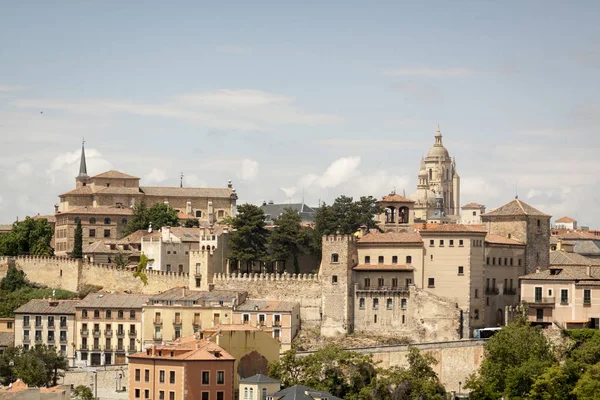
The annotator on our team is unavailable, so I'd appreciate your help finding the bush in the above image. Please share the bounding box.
[77,284,103,299]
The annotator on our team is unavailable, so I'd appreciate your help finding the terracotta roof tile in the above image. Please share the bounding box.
[96,187,143,195]
[0,332,14,348]
[461,202,485,209]
[128,338,234,361]
[15,299,79,315]
[550,251,600,266]
[485,234,525,246]
[559,231,596,240]
[77,293,149,309]
[352,264,415,271]
[378,194,415,203]
[556,216,577,223]
[59,186,94,197]
[416,224,487,234]
[237,300,298,312]
[357,231,423,244]
[92,170,140,179]
[482,199,550,217]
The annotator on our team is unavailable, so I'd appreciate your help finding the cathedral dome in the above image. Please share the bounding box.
[409,188,437,206]
[418,169,428,177]
[427,144,450,158]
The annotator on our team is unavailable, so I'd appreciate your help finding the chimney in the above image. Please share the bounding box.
[359,224,368,238]
[54,204,59,214]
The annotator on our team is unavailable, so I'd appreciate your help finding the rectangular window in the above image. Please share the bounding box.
[584,289,591,305]
[365,256,370,264]
[391,278,398,288]
[145,390,149,399]
[217,371,224,384]
[170,371,175,384]
[459,239,464,246]
[201,393,208,400]
[217,392,224,400]
[429,240,434,247]
[104,229,111,238]
[135,369,140,382]
[428,278,435,288]
[135,389,140,399]
[378,278,384,288]
[144,369,149,383]
[159,391,165,400]
[401,298,407,309]
[160,370,165,383]
[331,275,338,284]
[373,298,379,309]
[202,371,210,385]
[561,289,569,305]
[170,393,175,400]
[364,278,371,288]
[130,311,136,319]
[386,298,393,309]
[475,289,479,298]
[458,266,464,275]
[106,310,111,319]
[518,259,522,266]
[359,298,365,309]
[378,256,384,264]
[439,240,444,247]
[89,229,96,237]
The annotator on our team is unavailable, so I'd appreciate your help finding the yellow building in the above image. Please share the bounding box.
[200,325,281,395]
[239,374,281,400]
[142,287,247,347]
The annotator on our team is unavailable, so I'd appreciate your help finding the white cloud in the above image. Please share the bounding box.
[383,67,480,78]
[216,45,252,55]
[183,174,207,188]
[48,147,113,184]
[281,187,297,198]
[145,168,168,184]
[317,156,361,188]
[239,159,259,182]
[16,162,33,176]
[12,89,343,132]
[0,85,28,92]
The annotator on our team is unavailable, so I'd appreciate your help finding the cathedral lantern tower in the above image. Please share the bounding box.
[409,127,460,220]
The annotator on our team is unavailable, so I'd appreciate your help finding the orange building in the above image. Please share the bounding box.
[128,336,234,400]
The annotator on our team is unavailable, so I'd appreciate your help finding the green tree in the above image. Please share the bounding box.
[114,251,129,269]
[465,317,555,399]
[73,385,94,400]
[1,345,68,387]
[184,219,200,228]
[528,364,572,400]
[310,196,382,258]
[269,208,309,274]
[72,220,83,259]
[0,265,27,292]
[0,346,22,385]
[269,345,377,399]
[123,202,180,236]
[572,362,600,400]
[134,254,150,285]
[224,204,269,273]
[0,217,54,256]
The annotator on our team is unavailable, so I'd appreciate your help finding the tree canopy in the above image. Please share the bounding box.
[72,219,83,259]
[223,204,270,272]
[0,217,54,256]
[269,345,444,400]
[123,202,180,236]
[0,345,68,387]
[268,208,309,274]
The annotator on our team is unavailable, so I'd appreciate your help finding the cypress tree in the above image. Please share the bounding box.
[72,220,83,259]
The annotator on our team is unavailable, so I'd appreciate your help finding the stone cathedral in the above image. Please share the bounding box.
[409,127,460,222]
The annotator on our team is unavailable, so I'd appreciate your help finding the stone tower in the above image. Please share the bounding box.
[482,198,551,274]
[319,234,357,337]
[410,127,460,219]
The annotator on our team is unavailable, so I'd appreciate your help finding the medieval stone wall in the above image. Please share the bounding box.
[0,256,188,295]
[212,273,322,327]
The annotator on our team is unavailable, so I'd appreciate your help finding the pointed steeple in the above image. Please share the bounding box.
[76,139,89,181]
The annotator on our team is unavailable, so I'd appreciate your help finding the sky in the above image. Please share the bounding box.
[1,1,599,227]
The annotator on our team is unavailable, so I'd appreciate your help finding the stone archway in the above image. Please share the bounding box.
[496,308,504,326]
[238,350,269,379]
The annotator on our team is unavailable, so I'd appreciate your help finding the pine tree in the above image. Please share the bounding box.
[72,220,83,259]
[224,204,269,273]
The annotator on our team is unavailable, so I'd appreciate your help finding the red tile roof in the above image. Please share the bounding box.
[482,199,550,217]
[128,338,234,361]
[416,224,487,234]
[58,206,134,216]
[485,234,525,246]
[378,194,415,203]
[92,170,140,179]
[461,202,485,209]
[556,216,577,223]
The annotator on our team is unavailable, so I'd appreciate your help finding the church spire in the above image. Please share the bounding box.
[77,139,89,181]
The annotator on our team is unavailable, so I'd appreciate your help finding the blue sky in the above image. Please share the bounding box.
[1,1,599,226]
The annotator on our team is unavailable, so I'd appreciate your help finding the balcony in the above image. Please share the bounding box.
[485,287,500,295]
[105,329,113,338]
[116,330,125,338]
[47,337,56,343]
[192,320,201,327]
[523,297,556,307]
[59,336,67,343]
[503,288,517,296]
[91,344,102,351]
[34,337,43,344]
[35,321,43,328]
[59,322,68,329]
[80,344,88,350]
[23,321,30,328]
[115,346,125,352]
[128,330,137,337]
[273,321,281,327]
[584,300,592,307]
[173,318,182,326]
[117,314,124,320]
[153,319,163,326]
[22,335,30,343]
[153,334,163,341]
[80,329,89,337]
[47,323,55,330]
[92,330,101,338]
[356,286,410,295]
[128,346,138,352]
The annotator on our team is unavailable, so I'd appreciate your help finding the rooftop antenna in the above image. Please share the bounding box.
[180,172,183,188]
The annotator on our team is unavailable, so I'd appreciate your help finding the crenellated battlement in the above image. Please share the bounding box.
[213,272,319,282]
[322,234,356,243]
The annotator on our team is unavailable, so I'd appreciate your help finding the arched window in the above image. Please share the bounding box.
[249,387,254,400]
[244,388,248,399]
[406,255,412,264]
[104,218,111,225]
[121,218,127,225]
[262,388,267,400]
[392,256,398,264]
[331,253,339,263]
[89,217,96,224]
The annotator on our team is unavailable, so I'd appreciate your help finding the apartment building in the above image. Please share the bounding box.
[128,337,235,400]
[142,227,201,273]
[14,300,79,366]
[75,293,148,366]
[142,288,247,347]
[233,300,300,350]
[239,374,281,400]
[0,318,14,355]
